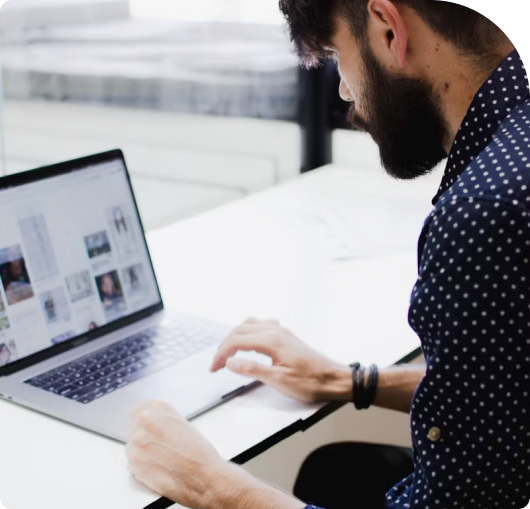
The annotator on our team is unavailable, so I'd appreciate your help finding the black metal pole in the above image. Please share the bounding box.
[299,63,333,173]
[298,60,351,173]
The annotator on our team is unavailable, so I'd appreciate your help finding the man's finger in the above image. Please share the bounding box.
[230,323,281,336]
[225,358,276,380]
[243,317,280,325]
[210,332,281,372]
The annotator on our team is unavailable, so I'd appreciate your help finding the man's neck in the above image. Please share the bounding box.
[430,41,515,153]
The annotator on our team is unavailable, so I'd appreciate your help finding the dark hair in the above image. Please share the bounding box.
[279,0,508,67]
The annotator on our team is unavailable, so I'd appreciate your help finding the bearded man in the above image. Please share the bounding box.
[125,2,530,508]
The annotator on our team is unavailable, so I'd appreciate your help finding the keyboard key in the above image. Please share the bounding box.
[28,377,48,388]
[79,395,97,404]
[52,369,69,379]
[58,384,76,396]
[65,386,96,401]
[102,374,119,385]
[42,381,65,393]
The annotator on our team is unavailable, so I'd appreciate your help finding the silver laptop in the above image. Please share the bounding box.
[0,150,257,442]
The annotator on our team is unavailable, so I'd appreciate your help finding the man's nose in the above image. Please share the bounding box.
[339,79,354,103]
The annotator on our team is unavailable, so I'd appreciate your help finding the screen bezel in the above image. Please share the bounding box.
[0,149,164,377]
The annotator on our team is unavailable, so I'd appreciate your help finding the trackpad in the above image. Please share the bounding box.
[127,349,269,417]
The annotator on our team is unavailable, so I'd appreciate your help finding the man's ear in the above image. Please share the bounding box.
[367,0,409,68]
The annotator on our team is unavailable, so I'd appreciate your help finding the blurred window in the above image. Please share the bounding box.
[0,0,301,230]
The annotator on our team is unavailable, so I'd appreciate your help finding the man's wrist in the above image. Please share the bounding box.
[315,364,353,402]
[200,461,305,509]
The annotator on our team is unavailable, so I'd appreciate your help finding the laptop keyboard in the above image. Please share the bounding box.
[25,323,223,404]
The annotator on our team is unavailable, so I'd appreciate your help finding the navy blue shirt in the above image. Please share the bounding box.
[305,50,530,509]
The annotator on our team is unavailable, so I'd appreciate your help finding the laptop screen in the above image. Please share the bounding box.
[0,154,161,369]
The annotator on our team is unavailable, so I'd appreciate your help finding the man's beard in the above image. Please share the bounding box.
[347,44,449,180]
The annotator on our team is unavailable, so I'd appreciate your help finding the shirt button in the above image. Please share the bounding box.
[428,427,441,442]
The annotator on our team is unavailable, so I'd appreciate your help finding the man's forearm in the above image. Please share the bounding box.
[373,364,425,413]
[201,463,306,509]
[321,363,426,413]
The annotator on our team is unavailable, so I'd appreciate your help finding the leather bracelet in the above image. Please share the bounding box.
[350,362,378,410]
[359,364,378,409]
[350,362,360,404]
[350,362,364,408]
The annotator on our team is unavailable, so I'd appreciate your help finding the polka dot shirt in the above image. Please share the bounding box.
[306,50,530,509]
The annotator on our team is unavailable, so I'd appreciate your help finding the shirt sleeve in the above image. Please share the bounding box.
[387,197,530,508]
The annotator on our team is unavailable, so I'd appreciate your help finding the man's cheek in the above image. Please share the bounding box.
[346,104,369,131]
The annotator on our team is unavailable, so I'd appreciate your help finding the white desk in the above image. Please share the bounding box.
[0,165,441,509]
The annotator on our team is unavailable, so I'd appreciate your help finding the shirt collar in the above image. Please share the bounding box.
[431,50,529,205]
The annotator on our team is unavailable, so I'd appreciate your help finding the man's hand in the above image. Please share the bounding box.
[210,318,352,403]
[126,401,306,509]
[126,400,227,507]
